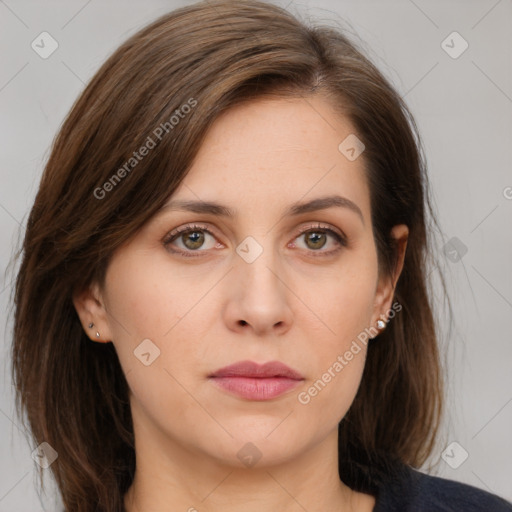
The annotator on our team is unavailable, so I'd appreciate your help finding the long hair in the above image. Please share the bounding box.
[10,1,448,510]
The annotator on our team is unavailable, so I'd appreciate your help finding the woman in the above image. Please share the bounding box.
[11,1,512,511]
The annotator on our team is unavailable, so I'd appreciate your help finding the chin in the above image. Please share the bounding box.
[200,428,307,469]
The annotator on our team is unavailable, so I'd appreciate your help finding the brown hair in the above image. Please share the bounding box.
[10,0,449,510]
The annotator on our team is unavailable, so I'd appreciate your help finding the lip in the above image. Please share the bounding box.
[208,360,304,401]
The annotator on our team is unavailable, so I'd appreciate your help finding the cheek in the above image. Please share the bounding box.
[292,329,368,448]
[101,252,177,377]
[296,253,378,347]
[293,253,377,406]
[103,250,219,384]
[296,293,371,430]
[103,249,193,340]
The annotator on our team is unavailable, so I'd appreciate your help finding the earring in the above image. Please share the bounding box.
[376,319,386,329]
[88,322,100,339]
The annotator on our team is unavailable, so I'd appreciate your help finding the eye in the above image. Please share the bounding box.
[163,222,347,258]
[290,224,347,257]
[163,223,219,257]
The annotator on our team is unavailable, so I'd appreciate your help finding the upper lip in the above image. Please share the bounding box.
[209,360,304,380]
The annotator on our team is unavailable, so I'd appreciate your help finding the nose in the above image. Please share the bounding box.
[223,241,294,337]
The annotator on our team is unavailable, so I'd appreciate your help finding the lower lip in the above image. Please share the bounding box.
[209,376,303,400]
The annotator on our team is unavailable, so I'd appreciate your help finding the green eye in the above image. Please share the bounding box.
[163,224,216,257]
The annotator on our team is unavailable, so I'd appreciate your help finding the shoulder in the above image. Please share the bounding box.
[374,462,512,512]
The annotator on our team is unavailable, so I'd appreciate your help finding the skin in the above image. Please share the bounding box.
[74,95,408,512]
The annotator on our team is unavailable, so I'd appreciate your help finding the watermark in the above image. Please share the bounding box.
[133,338,161,366]
[338,133,365,161]
[443,236,468,263]
[441,31,469,60]
[236,236,264,263]
[31,31,59,59]
[441,441,469,469]
[93,97,197,200]
[237,442,263,467]
[297,301,402,405]
[31,441,58,468]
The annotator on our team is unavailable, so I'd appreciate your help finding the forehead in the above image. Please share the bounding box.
[169,95,371,223]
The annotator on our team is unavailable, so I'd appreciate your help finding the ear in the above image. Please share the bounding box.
[372,224,409,325]
[72,281,114,343]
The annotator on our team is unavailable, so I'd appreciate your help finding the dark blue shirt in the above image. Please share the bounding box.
[371,461,512,511]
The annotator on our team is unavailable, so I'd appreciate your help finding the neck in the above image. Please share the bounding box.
[123,426,370,512]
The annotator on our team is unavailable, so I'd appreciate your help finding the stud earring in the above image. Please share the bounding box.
[376,319,386,329]
[88,322,100,339]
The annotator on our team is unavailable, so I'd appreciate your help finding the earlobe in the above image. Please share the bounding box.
[72,282,113,343]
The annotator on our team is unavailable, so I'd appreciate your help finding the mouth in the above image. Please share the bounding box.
[208,360,304,401]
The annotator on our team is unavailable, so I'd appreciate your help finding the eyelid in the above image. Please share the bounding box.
[162,221,347,257]
[293,223,346,243]
[162,223,217,244]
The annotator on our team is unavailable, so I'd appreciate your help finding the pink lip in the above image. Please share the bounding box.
[208,360,304,400]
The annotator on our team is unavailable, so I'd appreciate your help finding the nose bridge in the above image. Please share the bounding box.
[235,233,282,293]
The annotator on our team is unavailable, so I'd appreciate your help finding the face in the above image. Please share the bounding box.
[75,95,407,469]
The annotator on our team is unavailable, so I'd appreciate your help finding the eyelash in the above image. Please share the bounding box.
[162,223,347,258]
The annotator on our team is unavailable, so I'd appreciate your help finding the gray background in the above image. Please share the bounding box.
[1,0,511,510]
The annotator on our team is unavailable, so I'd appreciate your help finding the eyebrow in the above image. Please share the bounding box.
[160,194,364,225]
